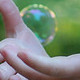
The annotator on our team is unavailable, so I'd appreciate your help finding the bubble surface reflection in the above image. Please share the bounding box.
[21,4,57,46]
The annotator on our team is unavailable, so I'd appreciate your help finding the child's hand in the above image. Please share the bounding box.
[1,45,80,80]
[0,0,49,80]
[0,0,80,80]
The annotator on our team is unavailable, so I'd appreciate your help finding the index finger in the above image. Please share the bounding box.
[18,52,80,78]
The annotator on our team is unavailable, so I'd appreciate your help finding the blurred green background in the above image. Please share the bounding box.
[0,0,80,57]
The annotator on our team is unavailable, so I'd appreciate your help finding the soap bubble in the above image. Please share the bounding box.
[20,4,57,46]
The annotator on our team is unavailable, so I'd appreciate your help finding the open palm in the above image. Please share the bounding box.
[0,0,80,80]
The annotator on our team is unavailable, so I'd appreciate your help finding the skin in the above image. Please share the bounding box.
[0,0,80,80]
[0,0,29,79]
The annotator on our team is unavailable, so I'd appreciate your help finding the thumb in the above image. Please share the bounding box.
[0,0,26,38]
[0,0,48,57]
[0,0,43,47]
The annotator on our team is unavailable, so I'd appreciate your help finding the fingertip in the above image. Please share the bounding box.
[0,44,14,59]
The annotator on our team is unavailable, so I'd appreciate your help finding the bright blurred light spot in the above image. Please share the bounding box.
[20,4,57,46]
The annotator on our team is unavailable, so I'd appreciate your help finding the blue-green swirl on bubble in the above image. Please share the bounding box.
[20,4,57,46]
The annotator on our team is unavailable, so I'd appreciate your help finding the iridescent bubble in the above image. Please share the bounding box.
[20,4,57,46]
